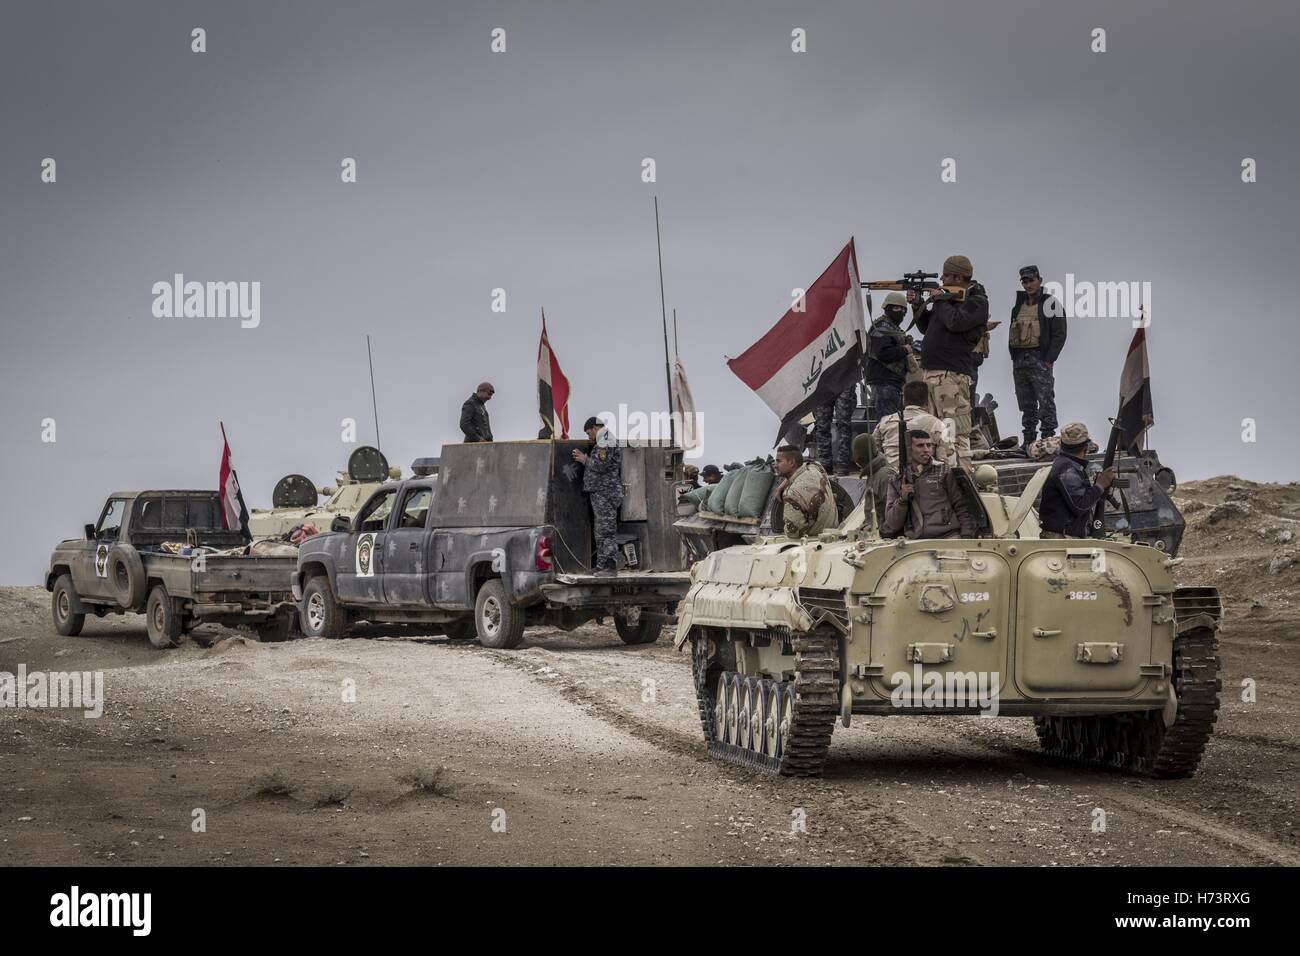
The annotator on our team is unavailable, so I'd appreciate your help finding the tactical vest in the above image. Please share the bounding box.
[1010,299,1041,348]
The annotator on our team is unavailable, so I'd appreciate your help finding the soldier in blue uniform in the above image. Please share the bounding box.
[572,415,624,575]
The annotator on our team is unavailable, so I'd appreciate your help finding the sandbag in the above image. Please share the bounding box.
[723,468,748,515]
[683,486,712,507]
[705,469,739,513]
[736,465,775,518]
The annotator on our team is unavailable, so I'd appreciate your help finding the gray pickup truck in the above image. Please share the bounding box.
[47,490,298,647]
[293,440,692,648]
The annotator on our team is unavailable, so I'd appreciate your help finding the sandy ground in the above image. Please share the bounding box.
[2,476,1298,867]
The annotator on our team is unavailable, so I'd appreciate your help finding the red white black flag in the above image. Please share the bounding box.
[726,239,866,444]
[1117,327,1154,454]
[218,423,251,540]
[537,311,571,439]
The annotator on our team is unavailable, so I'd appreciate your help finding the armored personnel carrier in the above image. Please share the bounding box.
[248,446,401,538]
[674,469,1220,777]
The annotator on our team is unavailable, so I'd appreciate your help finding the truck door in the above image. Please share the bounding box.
[381,486,433,606]
[81,497,129,601]
[336,487,398,605]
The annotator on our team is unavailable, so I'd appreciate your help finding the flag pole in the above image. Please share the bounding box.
[654,196,676,445]
[366,334,381,453]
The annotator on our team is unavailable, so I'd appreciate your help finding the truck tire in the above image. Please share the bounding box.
[474,579,524,649]
[615,613,663,645]
[301,577,348,639]
[145,585,183,649]
[51,574,85,637]
[443,621,476,641]
[107,544,147,610]
[254,611,294,643]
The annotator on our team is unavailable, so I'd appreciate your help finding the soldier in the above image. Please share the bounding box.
[812,382,858,477]
[1037,422,1116,538]
[459,382,495,443]
[1009,264,1067,448]
[683,464,701,488]
[772,446,839,538]
[882,430,976,539]
[700,464,722,486]
[572,416,624,575]
[851,433,892,531]
[909,255,989,471]
[866,291,911,419]
[871,380,955,471]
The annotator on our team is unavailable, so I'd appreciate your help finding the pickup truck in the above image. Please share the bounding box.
[47,490,298,647]
[293,439,692,648]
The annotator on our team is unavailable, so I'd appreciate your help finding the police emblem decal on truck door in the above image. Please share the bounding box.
[356,533,375,577]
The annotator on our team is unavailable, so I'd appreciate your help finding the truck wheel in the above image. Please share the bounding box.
[254,612,294,643]
[51,574,85,637]
[301,577,348,639]
[614,611,663,645]
[475,579,524,649]
[145,585,183,649]
[443,621,476,641]
[107,544,147,610]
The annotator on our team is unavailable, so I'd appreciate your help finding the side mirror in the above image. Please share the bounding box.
[85,524,96,540]
[331,516,351,534]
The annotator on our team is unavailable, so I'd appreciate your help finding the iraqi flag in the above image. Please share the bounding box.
[537,312,571,439]
[1117,327,1154,454]
[726,239,867,444]
[218,423,251,541]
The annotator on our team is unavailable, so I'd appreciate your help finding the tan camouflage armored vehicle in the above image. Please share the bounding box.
[248,446,402,538]
[674,468,1221,777]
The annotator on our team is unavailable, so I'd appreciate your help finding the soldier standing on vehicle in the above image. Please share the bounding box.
[572,416,624,575]
[773,446,839,538]
[1037,422,1116,538]
[907,255,989,471]
[459,382,495,443]
[866,291,911,419]
[812,377,859,477]
[882,430,976,539]
[872,380,955,472]
[1009,264,1066,449]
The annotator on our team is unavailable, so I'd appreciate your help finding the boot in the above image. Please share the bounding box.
[1021,430,1037,450]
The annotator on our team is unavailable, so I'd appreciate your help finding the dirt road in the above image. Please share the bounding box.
[2,586,1296,867]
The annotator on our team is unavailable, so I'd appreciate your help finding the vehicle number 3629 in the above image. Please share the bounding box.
[1068,591,1099,600]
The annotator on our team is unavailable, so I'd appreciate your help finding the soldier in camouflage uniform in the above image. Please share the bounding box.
[773,446,839,538]
[812,385,857,477]
[573,416,624,575]
[912,254,990,472]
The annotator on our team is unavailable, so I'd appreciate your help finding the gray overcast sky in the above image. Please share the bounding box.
[2,0,1297,583]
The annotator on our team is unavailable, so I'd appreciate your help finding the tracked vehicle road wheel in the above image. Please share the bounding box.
[690,628,840,777]
[1035,625,1221,778]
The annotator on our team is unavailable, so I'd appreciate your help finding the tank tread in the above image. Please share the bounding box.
[691,631,840,777]
[1033,626,1220,778]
